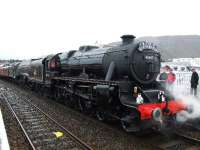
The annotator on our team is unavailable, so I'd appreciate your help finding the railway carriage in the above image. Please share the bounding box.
[0,63,20,79]
[0,64,10,77]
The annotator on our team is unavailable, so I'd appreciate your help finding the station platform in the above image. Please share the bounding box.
[0,108,10,150]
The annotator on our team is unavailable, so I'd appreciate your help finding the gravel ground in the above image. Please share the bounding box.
[1,87,91,150]
[176,125,200,141]
[0,95,32,150]
[0,80,154,150]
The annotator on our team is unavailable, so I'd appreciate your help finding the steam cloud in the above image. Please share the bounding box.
[176,96,200,122]
[171,84,200,123]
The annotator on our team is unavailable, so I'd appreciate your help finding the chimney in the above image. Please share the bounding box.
[121,35,136,45]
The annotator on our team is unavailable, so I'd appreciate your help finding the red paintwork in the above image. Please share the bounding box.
[137,100,187,120]
[0,67,9,77]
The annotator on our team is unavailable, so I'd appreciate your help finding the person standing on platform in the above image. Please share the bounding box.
[190,68,199,96]
[166,68,176,92]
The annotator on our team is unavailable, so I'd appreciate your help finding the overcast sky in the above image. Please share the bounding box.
[0,0,200,59]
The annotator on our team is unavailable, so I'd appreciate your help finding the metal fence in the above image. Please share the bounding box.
[173,72,199,96]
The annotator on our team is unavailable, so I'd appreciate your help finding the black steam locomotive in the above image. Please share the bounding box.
[0,35,187,132]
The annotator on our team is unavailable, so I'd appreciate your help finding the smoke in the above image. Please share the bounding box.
[176,95,200,122]
[171,84,200,123]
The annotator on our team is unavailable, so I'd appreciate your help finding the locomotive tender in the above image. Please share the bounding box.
[0,35,187,132]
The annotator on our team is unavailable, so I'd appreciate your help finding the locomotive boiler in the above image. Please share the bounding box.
[57,35,160,85]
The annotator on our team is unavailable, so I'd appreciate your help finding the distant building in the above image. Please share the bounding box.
[172,58,200,68]
[162,58,200,72]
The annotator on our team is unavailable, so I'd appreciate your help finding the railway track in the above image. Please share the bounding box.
[143,132,200,150]
[174,122,200,145]
[146,121,200,149]
[0,79,152,150]
[1,79,200,150]
[0,96,33,150]
[0,88,93,150]
[144,121,200,150]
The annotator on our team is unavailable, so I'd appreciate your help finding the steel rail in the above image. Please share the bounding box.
[1,93,36,150]
[23,97,94,150]
[1,91,94,150]
[175,132,200,144]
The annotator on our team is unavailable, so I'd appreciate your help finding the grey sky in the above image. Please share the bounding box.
[0,0,200,59]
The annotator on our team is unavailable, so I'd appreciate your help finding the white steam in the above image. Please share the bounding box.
[176,95,200,122]
[171,83,200,123]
